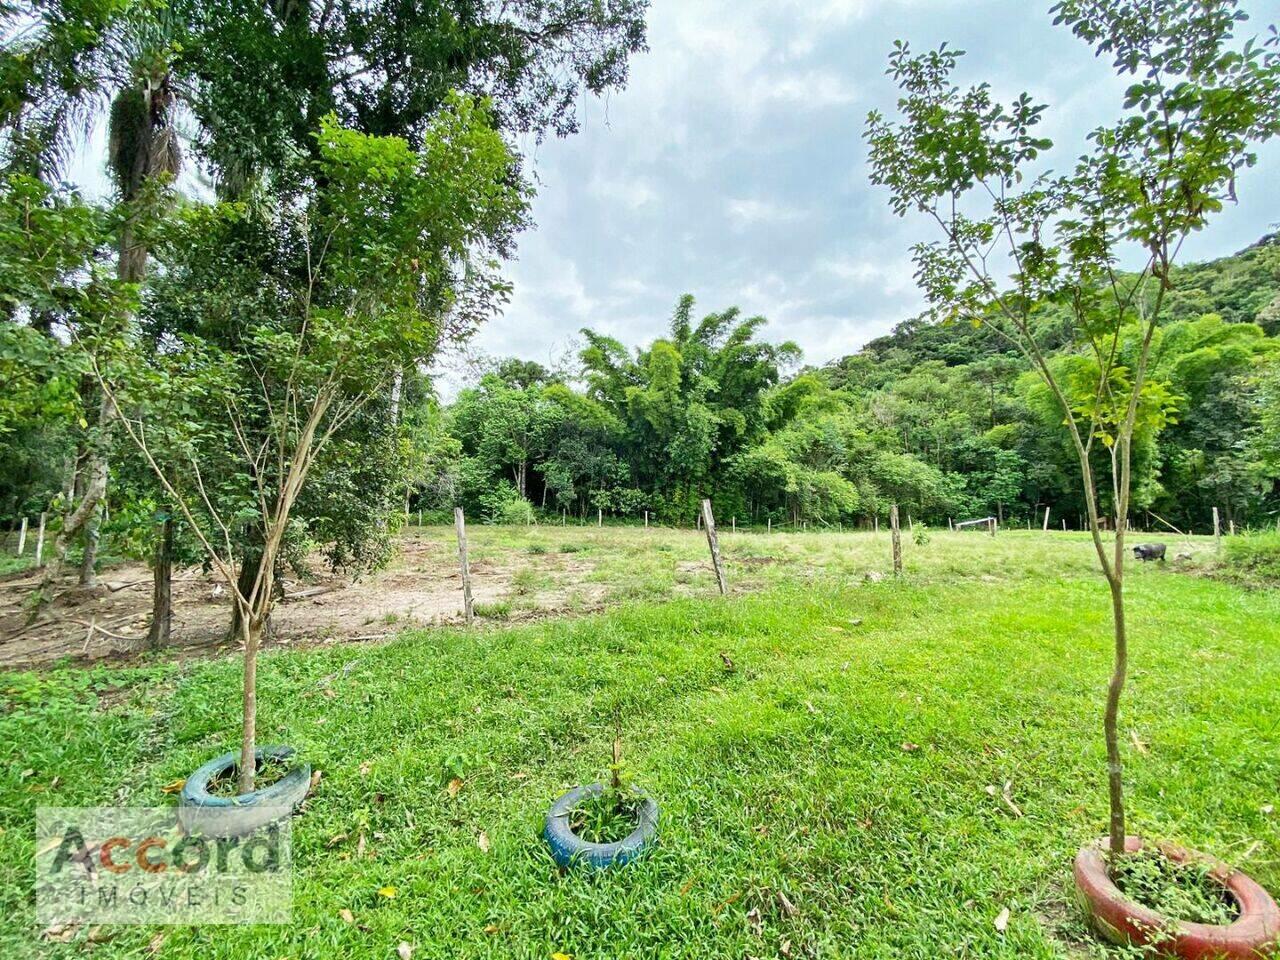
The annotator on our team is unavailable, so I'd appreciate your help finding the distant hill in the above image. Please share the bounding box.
[828,234,1280,378]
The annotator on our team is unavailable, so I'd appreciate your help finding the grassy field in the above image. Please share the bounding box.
[2,529,1278,959]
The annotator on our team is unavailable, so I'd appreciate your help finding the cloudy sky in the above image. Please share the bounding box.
[447,0,1280,387]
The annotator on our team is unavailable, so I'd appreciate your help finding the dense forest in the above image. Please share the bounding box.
[416,233,1280,535]
[5,232,1279,578]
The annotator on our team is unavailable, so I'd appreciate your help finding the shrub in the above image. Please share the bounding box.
[473,600,511,619]
[496,497,535,526]
[1223,531,1280,583]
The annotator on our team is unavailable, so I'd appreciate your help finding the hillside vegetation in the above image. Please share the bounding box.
[403,235,1280,537]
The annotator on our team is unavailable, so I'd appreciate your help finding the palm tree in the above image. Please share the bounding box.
[3,3,184,593]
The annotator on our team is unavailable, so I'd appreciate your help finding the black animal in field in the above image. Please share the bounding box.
[1132,542,1166,562]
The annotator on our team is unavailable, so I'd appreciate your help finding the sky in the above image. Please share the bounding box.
[441,0,1280,390]
[60,0,1280,392]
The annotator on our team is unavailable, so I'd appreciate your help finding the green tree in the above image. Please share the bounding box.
[580,296,798,520]
[452,374,564,502]
[1246,357,1280,503]
[866,0,1280,861]
[182,0,649,193]
[93,102,528,792]
[3,0,186,588]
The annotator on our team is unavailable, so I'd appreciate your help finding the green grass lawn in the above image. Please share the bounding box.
[2,531,1278,958]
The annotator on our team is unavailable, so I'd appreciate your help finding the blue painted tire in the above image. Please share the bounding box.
[544,783,659,870]
[178,745,310,838]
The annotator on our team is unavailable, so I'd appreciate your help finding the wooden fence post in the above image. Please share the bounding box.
[908,514,914,533]
[1061,518,1066,532]
[767,517,772,534]
[644,510,649,529]
[948,517,954,532]
[1229,519,1236,537]
[890,504,902,577]
[17,517,27,555]
[597,507,603,528]
[732,516,736,533]
[454,507,474,626]
[1213,507,1221,551]
[35,513,46,566]
[874,515,879,534]
[989,517,996,538]
[701,499,728,596]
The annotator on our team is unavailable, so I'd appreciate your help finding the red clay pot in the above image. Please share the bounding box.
[1074,836,1280,960]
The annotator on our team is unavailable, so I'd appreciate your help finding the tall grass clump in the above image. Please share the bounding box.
[1223,531,1280,583]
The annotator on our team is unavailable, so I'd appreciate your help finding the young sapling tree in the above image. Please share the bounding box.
[865,0,1280,858]
[86,98,528,793]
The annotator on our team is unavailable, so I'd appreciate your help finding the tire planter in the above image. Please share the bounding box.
[544,782,658,870]
[1074,835,1280,960]
[178,745,311,838]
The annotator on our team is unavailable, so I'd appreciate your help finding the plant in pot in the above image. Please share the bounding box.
[83,101,528,835]
[545,712,659,869]
[865,1,1280,955]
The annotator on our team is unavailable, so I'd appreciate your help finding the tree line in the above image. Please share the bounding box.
[421,236,1280,534]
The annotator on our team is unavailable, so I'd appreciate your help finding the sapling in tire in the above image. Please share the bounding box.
[83,101,528,829]
[866,2,1280,954]
[544,712,659,870]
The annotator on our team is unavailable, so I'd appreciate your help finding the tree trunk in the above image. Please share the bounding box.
[1102,429,1135,859]
[36,391,113,603]
[389,367,403,423]
[236,519,282,796]
[229,550,274,642]
[1104,573,1127,855]
[147,517,174,649]
[80,501,102,586]
[238,614,263,794]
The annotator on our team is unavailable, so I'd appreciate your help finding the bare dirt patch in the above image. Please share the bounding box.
[1,526,1199,670]
[0,530,605,669]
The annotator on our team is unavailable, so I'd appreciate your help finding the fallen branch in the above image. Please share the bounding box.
[1145,509,1196,545]
[64,618,148,645]
[104,579,153,593]
[282,584,343,602]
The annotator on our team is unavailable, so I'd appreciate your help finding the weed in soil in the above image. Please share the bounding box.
[569,790,642,845]
[1112,849,1240,926]
[206,756,294,798]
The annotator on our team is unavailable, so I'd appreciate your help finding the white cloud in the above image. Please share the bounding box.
[798,0,876,25]
[726,197,804,226]
[767,71,859,107]
[467,0,1278,382]
[814,255,916,297]
[589,172,657,210]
